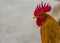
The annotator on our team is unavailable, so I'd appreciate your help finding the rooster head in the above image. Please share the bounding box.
[33,1,51,27]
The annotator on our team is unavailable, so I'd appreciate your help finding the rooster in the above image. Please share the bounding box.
[33,1,60,43]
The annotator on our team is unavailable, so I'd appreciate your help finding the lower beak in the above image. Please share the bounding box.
[33,16,36,18]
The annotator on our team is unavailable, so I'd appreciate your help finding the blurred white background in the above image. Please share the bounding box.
[0,0,60,43]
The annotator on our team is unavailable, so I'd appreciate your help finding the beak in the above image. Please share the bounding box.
[33,16,36,18]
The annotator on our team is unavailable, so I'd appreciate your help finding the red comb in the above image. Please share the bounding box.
[34,1,51,16]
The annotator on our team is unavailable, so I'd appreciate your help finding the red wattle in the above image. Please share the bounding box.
[36,19,42,27]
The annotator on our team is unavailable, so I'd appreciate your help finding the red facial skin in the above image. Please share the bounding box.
[36,14,46,26]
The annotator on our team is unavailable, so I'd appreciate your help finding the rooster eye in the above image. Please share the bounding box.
[39,14,43,16]
[38,14,40,16]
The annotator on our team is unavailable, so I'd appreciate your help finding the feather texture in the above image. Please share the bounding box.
[41,14,60,43]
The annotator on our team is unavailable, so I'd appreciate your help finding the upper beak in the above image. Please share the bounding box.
[33,16,36,18]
